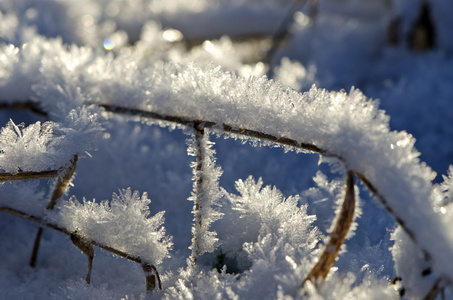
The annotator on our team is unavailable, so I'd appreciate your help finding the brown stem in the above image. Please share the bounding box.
[70,234,95,284]
[0,170,59,182]
[29,227,43,267]
[303,171,355,284]
[142,263,162,292]
[47,156,78,210]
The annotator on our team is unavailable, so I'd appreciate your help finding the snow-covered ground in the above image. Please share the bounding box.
[1,0,453,299]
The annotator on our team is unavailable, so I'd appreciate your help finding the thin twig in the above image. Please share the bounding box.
[265,0,308,71]
[47,156,78,210]
[0,170,59,182]
[303,171,355,284]
[30,156,78,267]
[0,101,48,117]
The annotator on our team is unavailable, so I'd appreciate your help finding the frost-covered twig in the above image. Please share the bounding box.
[187,124,222,268]
[99,104,324,155]
[0,207,141,262]
[0,206,161,291]
[189,124,205,266]
[304,170,356,284]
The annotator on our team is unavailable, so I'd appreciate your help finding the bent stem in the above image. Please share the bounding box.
[70,234,94,284]
[142,263,162,293]
[30,156,78,268]
[303,170,356,285]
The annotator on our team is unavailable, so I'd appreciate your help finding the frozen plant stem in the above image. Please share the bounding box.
[189,123,205,266]
[29,156,78,268]
[2,206,162,292]
[303,171,356,285]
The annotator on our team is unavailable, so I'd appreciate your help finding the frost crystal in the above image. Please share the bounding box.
[0,119,61,173]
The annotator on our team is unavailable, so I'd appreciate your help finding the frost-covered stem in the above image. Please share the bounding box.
[0,170,59,182]
[30,156,78,268]
[189,123,205,266]
[0,206,153,269]
[99,104,324,155]
[187,122,222,271]
[142,263,162,293]
[304,171,355,284]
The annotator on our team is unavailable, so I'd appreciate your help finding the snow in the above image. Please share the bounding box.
[1,0,453,299]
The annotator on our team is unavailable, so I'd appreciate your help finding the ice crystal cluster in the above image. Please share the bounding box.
[1,0,453,299]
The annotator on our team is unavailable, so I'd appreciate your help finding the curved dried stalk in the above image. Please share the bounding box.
[303,170,355,284]
[142,263,162,292]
